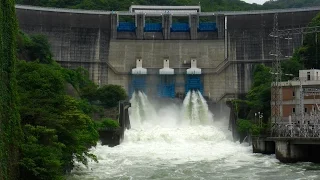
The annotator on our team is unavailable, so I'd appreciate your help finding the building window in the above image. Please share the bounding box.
[307,72,311,80]
[305,108,308,113]
[292,108,295,113]
[292,91,295,97]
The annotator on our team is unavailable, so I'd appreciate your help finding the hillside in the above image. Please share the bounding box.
[14,0,261,11]
[16,0,320,11]
[15,0,320,11]
[263,0,320,9]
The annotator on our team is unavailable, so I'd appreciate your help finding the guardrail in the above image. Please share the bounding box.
[271,114,320,137]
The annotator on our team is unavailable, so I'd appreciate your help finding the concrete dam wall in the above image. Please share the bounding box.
[15,5,320,102]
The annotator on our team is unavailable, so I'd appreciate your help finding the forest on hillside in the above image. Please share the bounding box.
[15,0,320,12]
[263,0,320,9]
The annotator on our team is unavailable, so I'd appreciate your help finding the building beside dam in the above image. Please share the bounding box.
[15,5,320,102]
[276,70,320,120]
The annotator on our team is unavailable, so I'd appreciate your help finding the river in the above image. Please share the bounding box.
[68,91,320,180]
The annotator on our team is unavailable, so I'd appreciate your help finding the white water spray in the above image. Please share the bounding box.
[129,91,158,128]
[182,90,212,126]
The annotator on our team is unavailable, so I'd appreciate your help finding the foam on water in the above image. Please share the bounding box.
[69,91,320,180]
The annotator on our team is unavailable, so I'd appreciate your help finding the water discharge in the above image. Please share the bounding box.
[69,91,320,180]
[182,90,212,126]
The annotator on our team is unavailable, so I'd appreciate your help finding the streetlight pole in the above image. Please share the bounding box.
[259,112,263,128]
[254,113,257,124]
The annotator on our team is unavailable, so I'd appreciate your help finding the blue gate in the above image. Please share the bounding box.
[117,22,136,32]
[129,75,146,96]
[157,75,175,98]
[198,22,217,32]
[144,23,162,32]
[171,23,190,32]
[185,75,203,94]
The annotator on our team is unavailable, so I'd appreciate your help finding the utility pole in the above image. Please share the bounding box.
[269,21,320,137]
[270,13,283,134]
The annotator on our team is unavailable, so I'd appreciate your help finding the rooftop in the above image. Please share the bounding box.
[129,5,201,14]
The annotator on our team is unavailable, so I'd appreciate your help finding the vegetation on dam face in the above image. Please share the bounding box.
[234,12,320,136]
[15,0,320,11]
[0,0,23,179]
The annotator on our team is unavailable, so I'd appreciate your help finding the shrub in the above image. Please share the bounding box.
[95,118,120,130]
[237,119,263,136]
[96,85,127,108]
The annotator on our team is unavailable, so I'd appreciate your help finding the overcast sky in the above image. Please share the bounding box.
[242,0,269,5]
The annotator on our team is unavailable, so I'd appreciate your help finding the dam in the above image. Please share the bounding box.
[16,5,320,102]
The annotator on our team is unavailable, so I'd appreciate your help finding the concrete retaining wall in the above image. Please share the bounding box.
[255,138,320,163]
[16,7,111,85]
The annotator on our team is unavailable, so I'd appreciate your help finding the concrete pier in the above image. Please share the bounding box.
[99,129,121,147]
[135,13,145,40]
[190,14,198,40]
[275,141,305,163]
[99,101,131,147]
[162,14,171,40]
[252,136,275,154]
[253,137,320,163]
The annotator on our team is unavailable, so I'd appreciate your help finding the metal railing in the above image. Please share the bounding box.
[271,114,320,137]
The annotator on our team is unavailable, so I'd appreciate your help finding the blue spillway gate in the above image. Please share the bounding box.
[117,22,136,32]
[157,84,175,98]
[129,75,146,96]
[198,22,217,32]
[157,76,175,98]
[144,23,162,32]
[185,75,203,94]
[171,23,190,32]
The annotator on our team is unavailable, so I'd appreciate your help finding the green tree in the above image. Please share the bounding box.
[281,51,304,80]
[96,85,128,108]
[95,118,120,130]
[246,64,272,121]
[15,0,320,12]
[15,0,264,11]
[299,13,320,69]
[58,96,99,172]
[0,0,23,179]
[16,60,99,179]
[263,0,320,9]
[62,67,98,101]
[17,32,53,64]
[19,125,65,180]
[28,34,53,64]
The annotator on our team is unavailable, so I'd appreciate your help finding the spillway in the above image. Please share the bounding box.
[69,91,320,180]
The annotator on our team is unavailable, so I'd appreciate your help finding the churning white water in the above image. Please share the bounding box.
[182,90,211,126]
[69,91,320,180]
